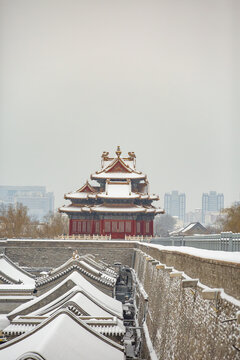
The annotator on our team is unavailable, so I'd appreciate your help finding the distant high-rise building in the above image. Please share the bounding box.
[164,191,186,222]
[202,191,224,223]
[0,186,54,221]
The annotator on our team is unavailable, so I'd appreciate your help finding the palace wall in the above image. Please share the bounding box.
[134,245,240,360]
[0,240,135,268]
[0,240,239,359]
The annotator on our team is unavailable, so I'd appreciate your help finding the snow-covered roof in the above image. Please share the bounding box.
[36,259,116,289]
[65,192,92,199]
[65,184,159,201]
[8,272,123,320]
[60,203,163,214]
[92,171,146,180]
[3,315,125,338]
[91,154,146,180]
[35,256,116,288]
[29,287,119,318]
[50,254,117,279]
[0,254,35,286]
[0,310,124,360]
[0,284,35,292]
[81,255,117,277]
[170,222,208,236]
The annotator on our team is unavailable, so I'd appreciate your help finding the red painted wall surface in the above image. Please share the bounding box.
[69,219,153,238]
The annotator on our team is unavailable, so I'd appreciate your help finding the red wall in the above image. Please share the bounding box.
[69,219,153,238]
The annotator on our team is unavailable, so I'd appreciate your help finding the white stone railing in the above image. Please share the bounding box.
[54,234,112,240]
[150,232,240,252]
[125,235,153,242]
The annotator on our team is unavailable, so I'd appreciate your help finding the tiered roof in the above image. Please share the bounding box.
[60,147,164,215]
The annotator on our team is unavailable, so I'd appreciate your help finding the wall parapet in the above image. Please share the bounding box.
[134,248,240,360]
[137,243,240,300]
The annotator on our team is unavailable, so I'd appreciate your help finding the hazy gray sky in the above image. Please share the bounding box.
[0,0,239,212]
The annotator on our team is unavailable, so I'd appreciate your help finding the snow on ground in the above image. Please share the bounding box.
[143,322,158,360]
[146,244,240,264]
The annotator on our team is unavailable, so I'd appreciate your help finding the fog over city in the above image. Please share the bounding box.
[0,0,239,212]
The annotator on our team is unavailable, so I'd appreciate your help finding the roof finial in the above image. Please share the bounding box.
[116,146,122,157]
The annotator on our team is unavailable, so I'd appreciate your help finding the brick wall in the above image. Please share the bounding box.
[134,247,240,360]
[0,240,135,268]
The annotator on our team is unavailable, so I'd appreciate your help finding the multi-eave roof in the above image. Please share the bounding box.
[60,148,164,215]
[91,155,146,180]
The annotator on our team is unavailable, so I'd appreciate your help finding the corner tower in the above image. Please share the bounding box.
[59,147,164,239]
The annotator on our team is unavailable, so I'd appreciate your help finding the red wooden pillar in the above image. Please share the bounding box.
[69,219,73,236]
[131,220,135,236]
[142,220,145,236]
[101,219,105,235]
[150,220,153,236]
[91,220,94,235]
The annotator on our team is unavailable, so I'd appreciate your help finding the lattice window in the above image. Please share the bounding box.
[87,221,91,233]
[82,221,86,233]
[145,221,150,234]
[112,221,118,232]
[95,221,100,234]
[119,221,124,232]
[105,221,111,232]
[125,221,132,233]
[77,221,81,232]
[72,221,77,233]
[136,221,141,234]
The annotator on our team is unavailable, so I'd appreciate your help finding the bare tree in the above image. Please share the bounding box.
[0,203,31,238]
[217,204,240,233]
[0,205,68,239]
[154,214,176,237]
[38,212,69,238]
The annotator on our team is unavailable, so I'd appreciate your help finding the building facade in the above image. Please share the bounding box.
[202,191,224,223]
[59,147,163,238]
[0,186,54,220]
[164,191,186,222]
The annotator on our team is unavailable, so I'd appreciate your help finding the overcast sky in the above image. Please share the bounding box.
[0,0,239,212]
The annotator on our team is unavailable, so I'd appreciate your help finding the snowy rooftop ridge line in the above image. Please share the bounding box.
[28,287,123,319]
[0,254,35,286]
[3,314,125,337]
[35,262,116,288]
[0,309,125,360]
[8,271,123,321]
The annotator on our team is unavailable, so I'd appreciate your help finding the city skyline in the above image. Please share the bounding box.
[0,185,54,220]
[0,181,234,215]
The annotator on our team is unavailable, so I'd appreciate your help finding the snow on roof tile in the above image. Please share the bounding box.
[0,310,124,360]
[0,255,35,286]
[8,271,123,320]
